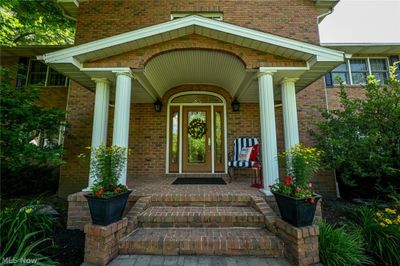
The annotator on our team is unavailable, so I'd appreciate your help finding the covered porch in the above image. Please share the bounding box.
[41,15,345,197]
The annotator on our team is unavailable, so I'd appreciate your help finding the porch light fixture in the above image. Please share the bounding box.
[231,98,240,112]
[154,100,163,112]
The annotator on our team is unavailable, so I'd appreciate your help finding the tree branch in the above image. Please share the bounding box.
[13,32,35,44]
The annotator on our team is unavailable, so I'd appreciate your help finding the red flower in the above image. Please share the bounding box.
[284,176,293,186]
[309,197,315,204]
[295,187,301,193]
[115,186,120,193]
[308,181,313,188]
[95,188,104,197]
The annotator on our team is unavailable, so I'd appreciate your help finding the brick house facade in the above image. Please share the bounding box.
[1,1,399,199]
[2,1,400,265]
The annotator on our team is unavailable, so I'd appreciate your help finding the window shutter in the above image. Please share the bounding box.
[389,55,400,79]
[324,73,333,88]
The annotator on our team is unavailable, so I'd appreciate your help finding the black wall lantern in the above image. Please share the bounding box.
[231,98,240,112]
[154,100,162,112]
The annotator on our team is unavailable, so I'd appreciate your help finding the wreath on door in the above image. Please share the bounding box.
[188,118,207,139]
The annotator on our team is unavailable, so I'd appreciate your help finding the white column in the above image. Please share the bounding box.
[112,71,132,185]
[281,78,300,150]
[258,71,279,196]
[85,78,110,190]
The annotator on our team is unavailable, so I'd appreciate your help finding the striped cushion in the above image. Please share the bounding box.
[233,138,259,161]
[228,160,257,168]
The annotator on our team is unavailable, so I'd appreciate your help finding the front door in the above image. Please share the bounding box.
[182,106,212,172]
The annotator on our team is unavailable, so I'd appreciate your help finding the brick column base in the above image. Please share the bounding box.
[84,218,128,265]
[276,218,320,266]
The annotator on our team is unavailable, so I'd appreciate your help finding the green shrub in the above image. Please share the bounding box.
[347,206,400,266]
[0,200,56,263]
[310,65,400,199]
[318,221,372,266]
[0,66,66,196]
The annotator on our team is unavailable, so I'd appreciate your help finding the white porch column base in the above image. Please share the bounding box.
[112,71,133,186]
[281,78,300,150]
[84,78,110,191]
[258,71,279,195]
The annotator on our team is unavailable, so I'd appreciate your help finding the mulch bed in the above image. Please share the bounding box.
[53,229,84,266]
[321,198,358,225]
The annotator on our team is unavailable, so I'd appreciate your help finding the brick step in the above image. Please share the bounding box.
[119,228,284,256]
[149,194,252,207]
[138,206,265,228]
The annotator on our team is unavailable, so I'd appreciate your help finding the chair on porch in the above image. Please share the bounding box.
[228,137,263,188]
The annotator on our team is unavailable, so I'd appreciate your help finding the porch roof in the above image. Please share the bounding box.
[41,15,345,102]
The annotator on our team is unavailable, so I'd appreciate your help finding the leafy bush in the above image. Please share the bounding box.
[318,221,372,266]
[0,66,66,196]
[0,201,56,265]
[347,206,400,266]
[310,65,400,198]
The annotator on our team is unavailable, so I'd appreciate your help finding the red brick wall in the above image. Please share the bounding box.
[76,0,320,45]
[326,85,365,110]
[38,86,69,110]
[58,81,95,197]
[0,56,19,68]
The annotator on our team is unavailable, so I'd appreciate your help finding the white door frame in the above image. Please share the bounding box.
[165,91,228,174]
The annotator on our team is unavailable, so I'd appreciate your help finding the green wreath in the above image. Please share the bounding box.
[188,118,207,139]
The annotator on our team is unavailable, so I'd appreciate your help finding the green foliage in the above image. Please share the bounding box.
[0,0,75,46]
[0,67,66,196]
[80,145,128,197]
[0,201,56,265]
[271,144,321,200]
[279,144,321,187]
[310,65,400,198]
[347,206,400,266]
[318,221,372,266]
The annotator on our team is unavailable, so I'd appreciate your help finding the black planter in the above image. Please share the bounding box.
[272,192,321,227]
[85,190,132,226]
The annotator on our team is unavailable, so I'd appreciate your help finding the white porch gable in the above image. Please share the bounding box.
[41,15,345,97]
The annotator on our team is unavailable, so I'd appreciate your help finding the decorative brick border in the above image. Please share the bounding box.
[276,218,320,266]
[125,196,152,232]
[250,196,278,234]
[84,218,128,266]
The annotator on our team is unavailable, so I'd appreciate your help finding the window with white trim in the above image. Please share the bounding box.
[171,12,223,21]
[325,57,389,87]
[16,58,68,87]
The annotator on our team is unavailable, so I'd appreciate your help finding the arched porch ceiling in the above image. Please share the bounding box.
[144,50,246,98]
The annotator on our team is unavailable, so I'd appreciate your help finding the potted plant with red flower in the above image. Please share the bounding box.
[270,144,322,227]
[80,145,132,226]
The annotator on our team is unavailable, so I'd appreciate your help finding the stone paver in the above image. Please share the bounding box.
[103,256,291,266]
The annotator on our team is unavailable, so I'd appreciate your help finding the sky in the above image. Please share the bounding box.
[319,0,400,43]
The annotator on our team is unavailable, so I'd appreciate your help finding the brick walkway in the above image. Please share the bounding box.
[104,255,292,266]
